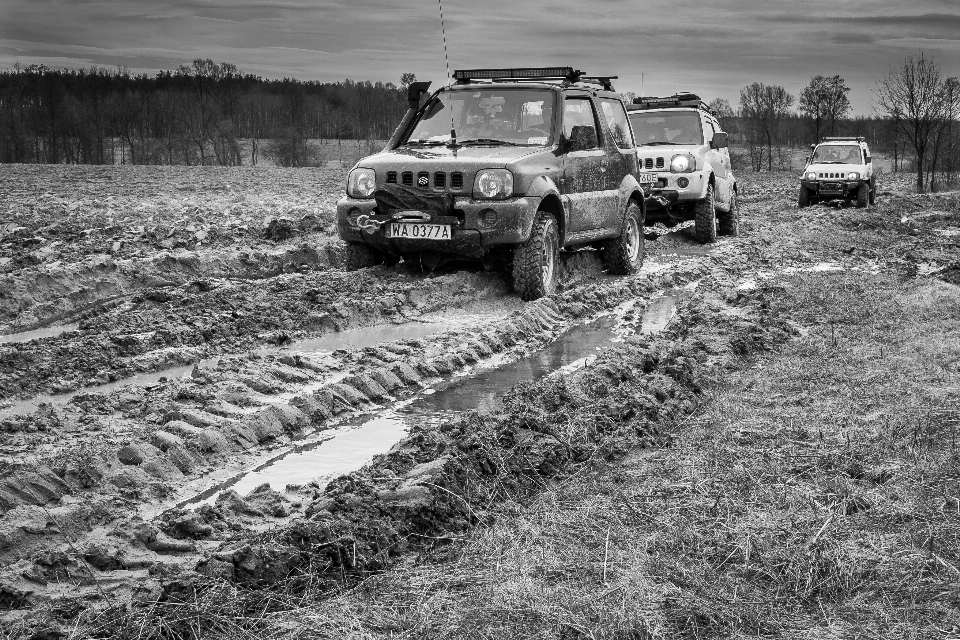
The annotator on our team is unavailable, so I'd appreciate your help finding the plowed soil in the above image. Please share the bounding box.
[1,165,957,638]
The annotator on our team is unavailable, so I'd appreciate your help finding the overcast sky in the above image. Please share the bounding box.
[1,0,958,114]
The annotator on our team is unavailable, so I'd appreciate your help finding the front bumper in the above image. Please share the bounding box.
[646,171,707,211]
[802,179,864,198]
[337,195,541,258]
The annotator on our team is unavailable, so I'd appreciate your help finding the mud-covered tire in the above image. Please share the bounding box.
[856,183,869,208]
[345,242,382,271]
[694,183,717,244]
[512,211,559,301]
[869,177,877,205]
[798,185,811,208]
[601,201,644,274]
[717,189,740,237]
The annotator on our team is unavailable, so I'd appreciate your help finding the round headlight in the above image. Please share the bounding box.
[847,172,860,180]
[670,154,693,173]
[347,168,376,198]
[806,171,817,181]
[474,169,514,199]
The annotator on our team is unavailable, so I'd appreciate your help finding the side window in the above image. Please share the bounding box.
[599,98,634,150]
[703,116,715,143]
[563,97,599,150]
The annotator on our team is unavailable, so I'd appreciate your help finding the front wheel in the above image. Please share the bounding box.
[694,183,717,244]
[856,183,869,208]
[601,201,644,274]
[798,185,811,208]
[717,189,740,236]
[869,177,877,205]
[344,242,397,271]
[512,212,559,301]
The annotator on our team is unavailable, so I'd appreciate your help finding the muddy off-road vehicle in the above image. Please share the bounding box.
[626,94,738,244]
[798,136,875,208]
[336,67,648,300]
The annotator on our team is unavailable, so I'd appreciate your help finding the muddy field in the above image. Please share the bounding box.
[0,164,958,638]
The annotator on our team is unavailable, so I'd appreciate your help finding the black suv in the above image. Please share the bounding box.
[336,67,648,300]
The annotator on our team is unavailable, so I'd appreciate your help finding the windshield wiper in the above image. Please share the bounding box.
[403,139,448,147]
[457,138,521,146]
[815,160,846,164]
[639,141,679,146]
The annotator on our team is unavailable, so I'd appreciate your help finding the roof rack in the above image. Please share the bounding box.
[628,93,710,113]
[452,67,616,91]
[821,136,865,143]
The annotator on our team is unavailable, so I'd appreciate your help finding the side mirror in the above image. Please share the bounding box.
[866,155,872,164]
[710,132,729,149]
[558,135,573,153]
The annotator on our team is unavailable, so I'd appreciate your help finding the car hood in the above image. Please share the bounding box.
[805,162,865,177]
[362,145,547,167]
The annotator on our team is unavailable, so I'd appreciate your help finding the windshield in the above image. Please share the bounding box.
[629,111,703,146]
[404,88,556,147]
[812,145,862,164]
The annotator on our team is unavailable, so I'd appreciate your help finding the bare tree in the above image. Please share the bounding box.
[799,75,851,141]
[739,82,794,171]
[874,52,952,192]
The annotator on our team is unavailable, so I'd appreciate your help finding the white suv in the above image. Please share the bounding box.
[799,137,875,208]
[627,94,738,243]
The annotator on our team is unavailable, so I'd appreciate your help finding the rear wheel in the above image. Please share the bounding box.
[513,212,559,301]
[856,183,869,208]
[717,189,740,236]
[601,201,644,274]
[694,183,717,244]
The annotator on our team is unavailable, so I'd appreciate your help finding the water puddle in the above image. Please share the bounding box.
[0,323,79,345]
[184,292,685,507]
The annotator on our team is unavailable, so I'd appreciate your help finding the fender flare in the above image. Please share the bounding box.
[617,174,645,226]
[526,175,566,242]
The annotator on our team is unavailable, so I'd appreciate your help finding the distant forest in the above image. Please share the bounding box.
[0,60,409,167]
[0,58,956,190]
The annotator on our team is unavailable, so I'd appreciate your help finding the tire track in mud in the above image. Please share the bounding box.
[0,248,716,618]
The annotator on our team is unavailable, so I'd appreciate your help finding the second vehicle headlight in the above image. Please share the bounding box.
[806,171,817,181]
[474,169,514,199]
[847,172,860,180]
[347,168,376,198]
[670,154,695,173]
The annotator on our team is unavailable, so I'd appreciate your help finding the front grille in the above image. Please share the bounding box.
[451,172,464,189]
[818,172,846,179]
[434,172,446,189]
[656,157,664,169]
[644,158,652,169]
[386,171,397,184]
[402,171,413,186]
[417,171,430,188]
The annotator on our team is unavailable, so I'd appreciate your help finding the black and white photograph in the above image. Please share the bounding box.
[0,0,958,637]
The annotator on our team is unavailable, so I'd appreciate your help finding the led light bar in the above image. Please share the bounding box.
[453,67,580,82]
[630,93,703,110]
[822,136,865,142]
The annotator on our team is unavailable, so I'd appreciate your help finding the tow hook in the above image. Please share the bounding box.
[356,215,384,232]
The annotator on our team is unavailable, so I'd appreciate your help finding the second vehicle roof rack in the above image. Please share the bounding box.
[629,93,709,113]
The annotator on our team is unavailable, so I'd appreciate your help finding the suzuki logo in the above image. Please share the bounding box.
[417,176,429,187]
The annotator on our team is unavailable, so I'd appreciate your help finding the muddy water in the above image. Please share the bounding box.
[188,295,683,506]
[0,323,79,345]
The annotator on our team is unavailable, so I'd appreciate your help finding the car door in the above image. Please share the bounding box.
[598,97,639,232]
[560,95,608,237]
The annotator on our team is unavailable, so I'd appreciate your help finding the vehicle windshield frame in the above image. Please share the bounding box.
[401,86,558,148]
[628,109,704,146]
[811,144,863,164]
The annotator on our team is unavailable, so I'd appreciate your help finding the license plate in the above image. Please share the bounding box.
[637,172,657,184]
[389,223,451,240]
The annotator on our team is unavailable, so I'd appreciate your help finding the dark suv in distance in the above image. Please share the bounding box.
[336,67,649,300]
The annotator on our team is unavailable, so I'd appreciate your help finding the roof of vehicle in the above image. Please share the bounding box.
[817,136,867,146]
[451,66,619,93]
[627,93,713,115]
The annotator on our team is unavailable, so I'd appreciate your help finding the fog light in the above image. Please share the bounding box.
[347,207,362,226]
[479,209,499,227]
[677,177,689,188]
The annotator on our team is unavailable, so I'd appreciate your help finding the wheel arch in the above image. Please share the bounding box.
[537,193,566,245]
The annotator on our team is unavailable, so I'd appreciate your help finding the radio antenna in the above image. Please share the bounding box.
[437,0,457,147]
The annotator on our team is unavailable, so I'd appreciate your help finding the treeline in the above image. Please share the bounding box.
[705,53,959,192]
[0,60,410,167]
